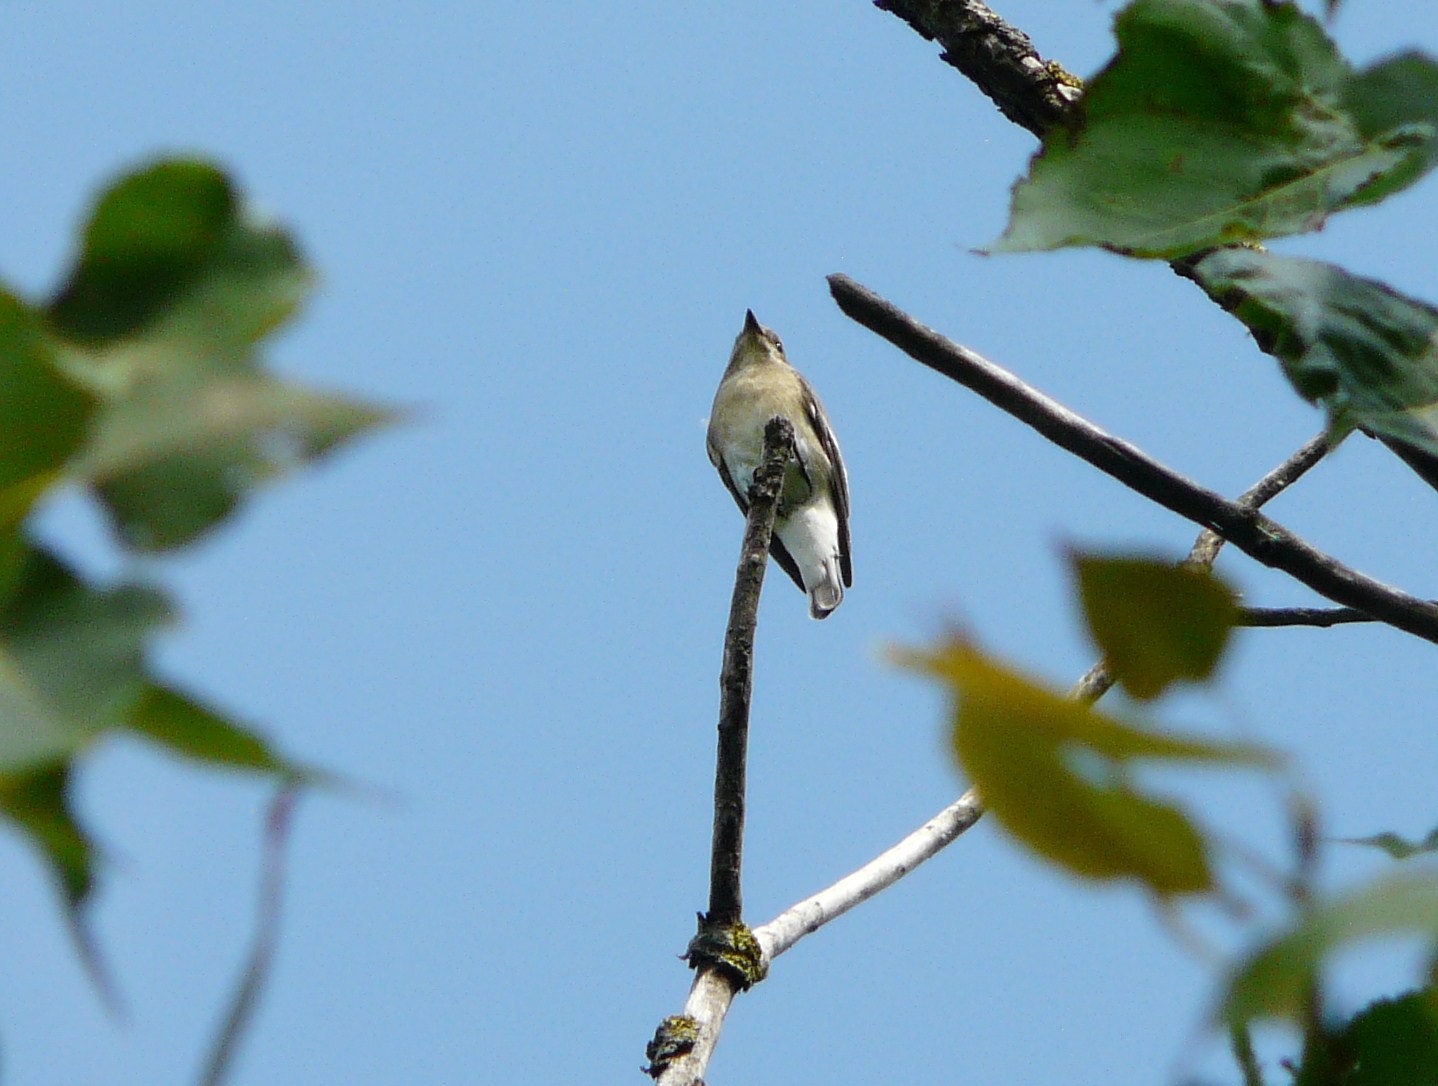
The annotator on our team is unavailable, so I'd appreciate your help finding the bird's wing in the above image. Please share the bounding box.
[709,438,807,593]
[803,381,852,588]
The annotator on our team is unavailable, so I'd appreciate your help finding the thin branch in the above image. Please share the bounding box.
[1072,432,1331,703]
[654,795,985,1086]
[828,274,1438,646]
[710,417,795,924]
[1239,604,1392,628]
[755,789,983,961]
[1186,433,1331,569]
[873,0,1080,137]
[198,786,298,1086]
[648,420,794,1086]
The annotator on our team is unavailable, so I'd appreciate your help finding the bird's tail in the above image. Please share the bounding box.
[807,561,843,620]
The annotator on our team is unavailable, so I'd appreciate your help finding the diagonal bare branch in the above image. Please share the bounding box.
[829,273,1438,646]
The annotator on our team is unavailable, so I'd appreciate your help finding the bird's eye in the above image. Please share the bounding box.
[772,337,784,352]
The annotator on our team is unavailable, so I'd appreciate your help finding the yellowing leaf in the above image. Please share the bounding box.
[1073,552,1239,700]
[900,640,1278,896]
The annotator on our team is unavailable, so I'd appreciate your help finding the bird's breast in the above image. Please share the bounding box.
[709,369,827,511]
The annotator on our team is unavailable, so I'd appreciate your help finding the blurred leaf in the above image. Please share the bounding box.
[36,157,393,550]
[0,764,93,906]
[0,646,88,773]
[993,0,1438,257]
[127,682,298,776]
[900,640,1279,895]
[0,762,117,1007]
[47,159,308,350]
[76,367,393,550]
[1340,827,1438,860]
[1073,552,1239,700]
[1226,873,1438,1025]
[0,542,173,773]
[1229,1021,1265,1086]
[1329,988,1438,1086]
[1195,249,1438,458]
[0,291,96,528]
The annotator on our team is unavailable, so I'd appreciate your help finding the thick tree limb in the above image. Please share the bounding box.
[829,274,1438,645]
[873,0,1080,137]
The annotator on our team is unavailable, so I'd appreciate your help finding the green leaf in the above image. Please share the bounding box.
[47,159,308,350]
[0,291,96,527]
[126,682,297,776]
[0,764,93,906]
[0,542,174,765]
[1073,552,1239,700]
[36,157,393,550]
[76,367,393,551]
[899,640,1280,895]
[1194,249,1438,457]
[1225,873,1438,1025]
[993,0,1438,258]
[0,762,115,1005]
[1331,989,1438,1086]
[1340,827,1438,860]
[0,646,90,773]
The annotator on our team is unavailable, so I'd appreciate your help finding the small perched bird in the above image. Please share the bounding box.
[707,309,852,619]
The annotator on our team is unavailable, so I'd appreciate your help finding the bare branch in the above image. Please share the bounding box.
[1239,604,1398,628]
[199,786,298,1086]
[1186,433,1331,569]
[873,0,1080,137]
[650,971,739,1086]
[647,420,794,1085]
[710,417,795,922]
[1072,432,1331,703]
[828,273,1438,646]
[755,789,983,961]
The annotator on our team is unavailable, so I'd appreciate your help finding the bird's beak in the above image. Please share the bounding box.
[743,309,761,335]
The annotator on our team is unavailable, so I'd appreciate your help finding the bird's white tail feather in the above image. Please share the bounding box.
[778,503,845,620]
[807,565,843,619]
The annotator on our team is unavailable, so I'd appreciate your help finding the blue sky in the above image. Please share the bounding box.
[4,2,1438,1083]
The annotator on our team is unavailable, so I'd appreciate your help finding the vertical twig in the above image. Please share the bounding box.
[708,417,795,924]
[198,785,299,1086]
[645,420,795,1084]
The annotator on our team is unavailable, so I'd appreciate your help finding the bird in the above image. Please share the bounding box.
[707,309,852,619]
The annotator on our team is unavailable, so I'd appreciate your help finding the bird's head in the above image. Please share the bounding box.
[729,308,788,369]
